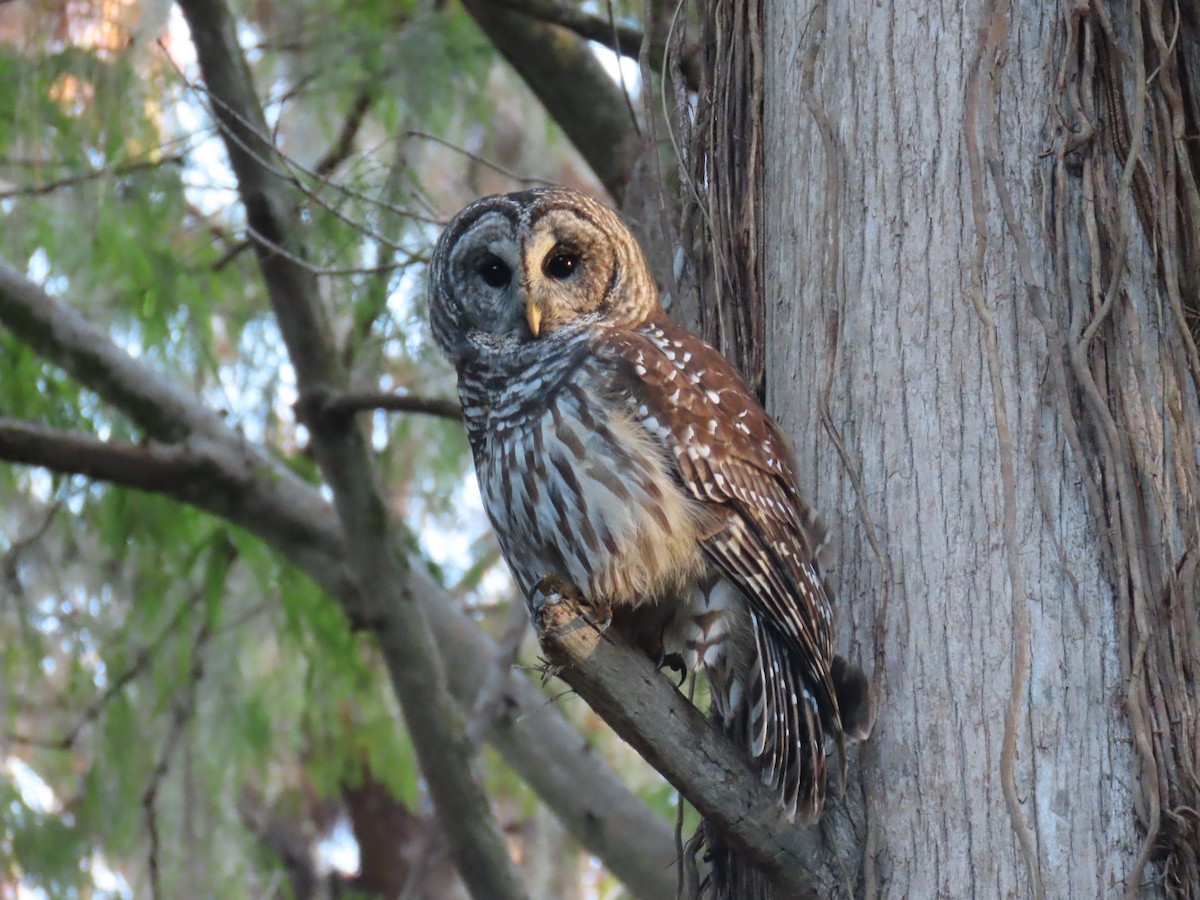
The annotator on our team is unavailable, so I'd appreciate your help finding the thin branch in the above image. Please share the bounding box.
[465,601,529,750]
[212,86,379,271]
[141,544,234,898]
[315,88,377,178]
[161,39,441,244]
[1,497,63,576]
[402,131,553,186]
[144,615,216,900]
[72,577,210,751]
[0,155,185,200]
[228,220,426,276]
[324,391,463,422]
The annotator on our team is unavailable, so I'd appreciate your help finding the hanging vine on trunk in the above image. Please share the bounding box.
[1046,3,1200,895]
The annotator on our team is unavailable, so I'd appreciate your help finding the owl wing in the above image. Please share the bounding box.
[597,318,840,723]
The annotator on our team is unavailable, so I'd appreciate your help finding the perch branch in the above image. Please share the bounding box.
[537,594,858,899]
[0,154,185,199]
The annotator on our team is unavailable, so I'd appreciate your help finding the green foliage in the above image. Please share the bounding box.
[6,793,90,896]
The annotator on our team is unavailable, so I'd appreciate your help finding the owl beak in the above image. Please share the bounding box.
[525,299,543,338]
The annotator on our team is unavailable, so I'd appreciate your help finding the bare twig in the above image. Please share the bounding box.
[402,131,553,187]
[156,42,440,276]
[213,87,378,271]
[1,498,63,583]
[323,391,463,422]
[314,89,376,178]
[0,155,185,199]
[465,600,529,750]
[144,615,216,900]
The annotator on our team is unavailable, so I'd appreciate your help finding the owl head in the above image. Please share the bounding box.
[428,188,659,364]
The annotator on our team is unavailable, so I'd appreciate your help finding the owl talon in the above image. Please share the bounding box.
[659,652,687,687]
[530,573,610,636]
[581,601,612,635]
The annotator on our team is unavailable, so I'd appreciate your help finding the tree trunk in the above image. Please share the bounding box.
[761,1,1200,896]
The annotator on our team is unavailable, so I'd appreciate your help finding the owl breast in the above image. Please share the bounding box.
[470,361,704,609]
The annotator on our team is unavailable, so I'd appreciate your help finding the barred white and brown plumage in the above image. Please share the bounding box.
[429,188,871,848]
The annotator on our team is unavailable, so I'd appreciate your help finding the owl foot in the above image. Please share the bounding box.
[531,574,612,678]
[529,573,611,637]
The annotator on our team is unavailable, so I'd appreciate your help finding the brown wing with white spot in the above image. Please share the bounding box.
[597,316,845,817]
[600,318,837,694]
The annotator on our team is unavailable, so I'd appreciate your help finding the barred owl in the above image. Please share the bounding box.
[428,187,870,831]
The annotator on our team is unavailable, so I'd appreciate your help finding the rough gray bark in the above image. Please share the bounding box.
[764,1,1199,896]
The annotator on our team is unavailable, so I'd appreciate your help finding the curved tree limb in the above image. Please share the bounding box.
[479,0,700,89]
[461,0,638,200]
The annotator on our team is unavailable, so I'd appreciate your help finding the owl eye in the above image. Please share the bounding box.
[544,252,580,280]
[478,255,511,288]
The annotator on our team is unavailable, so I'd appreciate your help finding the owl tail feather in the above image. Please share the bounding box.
[698,615,830,899]
[746,611,827,822]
